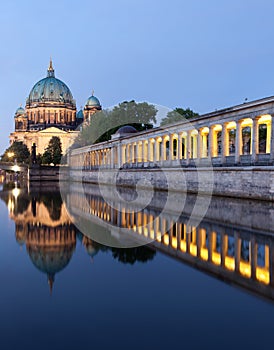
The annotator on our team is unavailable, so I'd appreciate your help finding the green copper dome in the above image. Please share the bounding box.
[15,106,25,115]
[85,93,101,108]
[27,59,75,105]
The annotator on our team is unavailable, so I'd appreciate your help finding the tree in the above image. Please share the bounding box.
[160,107,199,126]
[42,137,62,165]
[74,100,158,148]
[1,141,30,164]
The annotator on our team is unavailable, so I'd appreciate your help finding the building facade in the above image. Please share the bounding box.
[9,59,102,155]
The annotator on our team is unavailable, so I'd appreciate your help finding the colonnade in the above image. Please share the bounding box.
[70,191,273,287]
[27,108,77,125]
[71,113,274,168]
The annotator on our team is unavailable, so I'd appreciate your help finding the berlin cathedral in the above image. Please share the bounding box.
[9,59,102,154]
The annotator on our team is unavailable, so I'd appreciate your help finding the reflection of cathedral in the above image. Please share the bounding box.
[9,59,102,154]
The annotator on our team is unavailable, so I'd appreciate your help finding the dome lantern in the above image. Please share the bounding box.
[47,57,55,77]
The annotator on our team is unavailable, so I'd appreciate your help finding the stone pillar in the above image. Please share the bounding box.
[142,141,145,162]
[154,139,158,162]
[197,129,202,159]
[131,143,135,164]
[147,139,151,162]
[135,143,139,164]
[170,135,174,161]
[178,133,182,160]
[187,131,191,164]
[117,143,122,168]
[161,138,165,161]
[251,117,259,163]
[221,122,228,163]
[208,126,214,158]
[235,120,242,164]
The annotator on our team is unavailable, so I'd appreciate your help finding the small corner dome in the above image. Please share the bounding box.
[15,106,25,115]
[76,109,84,119]
[116,125,138,134]
[85,95,101,107]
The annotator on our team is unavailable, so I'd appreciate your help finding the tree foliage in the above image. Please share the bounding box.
[74,100,157,148]
[160,107,199,126]
[42,136,62,165]
[1,141,30,164]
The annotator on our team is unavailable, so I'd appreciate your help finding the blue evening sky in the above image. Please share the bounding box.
[0,0,274,151]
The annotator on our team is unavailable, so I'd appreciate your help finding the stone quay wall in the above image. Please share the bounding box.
[69,166,274,201]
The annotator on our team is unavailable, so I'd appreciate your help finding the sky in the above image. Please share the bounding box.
[0,0,274,151]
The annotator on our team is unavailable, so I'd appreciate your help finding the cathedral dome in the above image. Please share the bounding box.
[26,59,75,106]
[15,106,25,115]
[85,94,101,108]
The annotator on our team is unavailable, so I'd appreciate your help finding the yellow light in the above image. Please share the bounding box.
[256,267,270,285]
[213,124,222,132]
[239,261,251,278]
[259,114,271,124]
[180,241,186,252]
[212,252,221,265]
[7,152,15,159]
[225,256,235,271]
[200,248,208,261]
[201,127,209,134]
[12,188,20,199]
[227,121,236,129]
[190,244,197,256]
[12,165,20,172]
[171,237,177,248]
[143,227,148,237]
[156,232,162,242]
[241,118,253,127]
[163,234,169,246]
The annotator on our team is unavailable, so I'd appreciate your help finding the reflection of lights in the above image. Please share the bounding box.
[7,152,15,159]
[12,165,20,172]
[7,198,14,212]
[12,187,20,199]
[256,268,270,284]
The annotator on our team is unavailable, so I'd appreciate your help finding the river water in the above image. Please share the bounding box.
[1,182,274,349]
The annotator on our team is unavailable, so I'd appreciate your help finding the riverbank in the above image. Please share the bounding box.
[68,166,274,201]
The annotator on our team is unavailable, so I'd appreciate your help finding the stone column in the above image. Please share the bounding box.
[154,139,158,162]
[178,133,182,160]
[208,126,214,158]
[187,131,191,164]
[197,129,202,159]
[141,141,145,162]
[235,120,242,164]
[251,117,259,163]
[131,143,135,164]
[135,143,139,164]
[221,122,228,163]
[117,143,122,168]
[170,134,174,161]
[147,139,151,162]
[161,138,165,161]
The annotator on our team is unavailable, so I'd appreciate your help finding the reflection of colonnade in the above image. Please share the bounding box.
[69,190,274,295]
[70,97,274,168]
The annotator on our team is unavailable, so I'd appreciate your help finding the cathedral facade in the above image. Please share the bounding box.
[9,59,102,155]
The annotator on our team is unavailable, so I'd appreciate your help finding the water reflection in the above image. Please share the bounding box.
[64,183,274,301]
[2,183,274,301]
[0,186,156,292]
